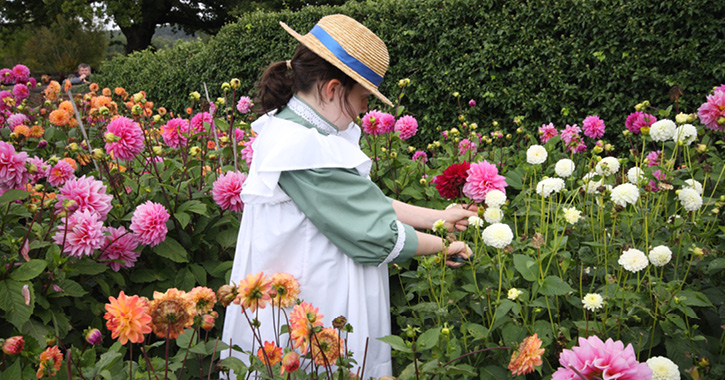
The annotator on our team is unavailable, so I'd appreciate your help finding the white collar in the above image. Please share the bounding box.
[287,96,339,136]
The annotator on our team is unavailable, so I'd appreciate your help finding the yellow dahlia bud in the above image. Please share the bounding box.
[153,146,163,155]
[450,128,459,135]
[398,79,407,87]
[634,103,644,111]
[152,115,161,123]
[454,137,460,143]
[92,148,103,160]
[408,146,416,153]
[452,91,460,98]
[221,82,231,92]
[492,121,499,127]
[604,143,612,152]
[718,116,725,125]
[189,91,201,101]
[592,145,603,154]
[27,203,38,213]
[675,113,688,124]
[427,143,434,150]
[687,113,697,123]
[470,123,478,130]
[640,126,650,135]
[208,154,217,160]
[99,106,110,116]
[458,114,465,122]
[419,178,427,185]
[622,130,630,136]
[380,147,387,153]
[131,104,142,115]
[189,146,201,157]
[132,92,143,103]
[68,142,79,152]
[34,184,44,192]
[220,136,229,143]
[216,97,226,105]
[505,133,512,140]
[217,285,237,307]
[390,151,397,158]
[696,144,707,153]
[434,141,441,147]
[516,127,523,134]
[230,78,241,89]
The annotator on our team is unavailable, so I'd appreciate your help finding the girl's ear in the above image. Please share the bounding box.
[323,79,342,102]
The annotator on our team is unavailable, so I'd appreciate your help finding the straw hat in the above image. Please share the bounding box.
[280,14,393,107]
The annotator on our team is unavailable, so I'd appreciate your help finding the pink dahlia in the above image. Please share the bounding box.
[560,124,581,145]
[458,138,477,156]
[697,90,725,131]
[27,156,50,184]
[582,115,606,139]
[0,91,13,111]
[12,84,29,101]
[646,150,662,167]
[26,77,37,89]
[105,116,144,161]
[394,115,418,140]
[56,175,113,219]
[212,171,247,212]
[0,68,13,85]
[552,335,652,380]
[0,141,28,190]
[241,136,255,166]
[237,96,252,114]
[161,118,190,148]
[6,113,29,129]
[99,226,139,271]
[233,128,245,142]
[462,160,508,203]
[625,111,657,134]
[539,123,558,143]
[52,209,105,258]
[412,150,428,163]
[11,65,30,83]
[190,112,214,134]
[48,160,75,187]
[362,110,395,135]
[130,201,169,247]
[715,84,725,93]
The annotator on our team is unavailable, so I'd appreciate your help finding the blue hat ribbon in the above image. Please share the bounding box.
[310,25,383,87]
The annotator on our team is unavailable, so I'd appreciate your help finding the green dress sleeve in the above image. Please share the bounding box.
[278,168,418,266]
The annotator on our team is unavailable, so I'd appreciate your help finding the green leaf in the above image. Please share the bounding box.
[677,289,713,307]
[377,335,412,353]
[513,254,538,282]
[69,259,108,276]
[175,211,191,229]
[505,168,524,190]
[219,356,248,379]
[189,263,207,286]
[9,259,47,281]
[216,228,238,248]
[0,279,33,330]
[464,323,488,341]
[178,200,207,216]
[0,189,30,204]
[0,360,21,380]
[94,351,123,373]
[153,237,189,263]
[54,279,87,297]
[416,327,440,350]
[539,275,574,296]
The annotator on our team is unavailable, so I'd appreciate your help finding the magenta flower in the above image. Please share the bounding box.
[56,175,113,219]
[552,335,652,380]
[84,328,103,346]
[233,128,245,142]
[462,160,508,203]
[652,169,666,181]
[625,111,657,134]
[646,150,662,167]
[48,161,75,187]
[105,116,144,161]
[468,99,476,107]
[161,118,190,148]
[715,84,725,93]
[0,141,28,190]
[0,68,13,85]
[241,136,255,166]
[27,156,50,184]
[99,226,139,271]
[362,110,394,135]
[560,124,581,145]
[6,113,29,129]
[11,64,30,83]
[130,201,169,247]
[395,115,418,140]
[458,138,477,156]
[582,115,606,139]
[212,171,247,212]
[12,84,29,101]
[539,123,558,143]
[190,112,214,134]
[26,77,37,89]
[412,150,428,163]
[0,90,13,111]
[52,210,106,258]
[237,96,252,114]
[697,90,725,131]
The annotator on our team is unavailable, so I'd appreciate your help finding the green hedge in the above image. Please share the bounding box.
[98,0,725,143]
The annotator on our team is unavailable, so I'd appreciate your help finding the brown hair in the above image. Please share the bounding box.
[255,44,358,118]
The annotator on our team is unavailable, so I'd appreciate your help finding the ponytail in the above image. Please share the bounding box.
[255,60,294,114]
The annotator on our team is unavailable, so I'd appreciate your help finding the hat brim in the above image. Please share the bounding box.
[280,21,393,107]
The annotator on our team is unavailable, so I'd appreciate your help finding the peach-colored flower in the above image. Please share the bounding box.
[289,302,324,354]
[63,79,72,92]
[157,107,167,116]
[44,80,61,101]
[89,83,99,92]
[270,273,300,308]
[59,101,74,114]
[48,109,71,126]
[234,271,273,313]
[104,291,152,345]
[257,341,283,366]
[187,286,217,315]
[92,95,112,109]
[13,124,30,137]
[102,88,112,96]
[280,351,300,375]
[508,333,545,376]
[29,125,45,138]
[36,345,63,378]
[311,327,343,366]
[147,288,194,339]
[61,157,78,171]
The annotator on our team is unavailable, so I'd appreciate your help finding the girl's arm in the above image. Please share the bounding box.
[391,200,477,232]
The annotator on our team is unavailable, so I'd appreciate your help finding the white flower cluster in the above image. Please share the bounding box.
[627,167,644,185]
[618,248,649,273]
[649,119,677,142]
[526,144,548,165]
[582,293,604,311]
[648,245,672,267]
[507,288,522,301]
[485,189,507,207]
[678,187,702,211]
[646,356,680,380]
[536,177,565,198]
[673,124,697,145]
[483,207,503,224]
[555,158,575,178]
[467,215,484,228]
[595,157,620,177]
[482,223,513,249]
[683,179,703,195]
[562,207,582,225]
[610,183,640,207]
[582,172,604,194]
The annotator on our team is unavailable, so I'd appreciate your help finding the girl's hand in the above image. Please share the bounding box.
[445,241,472,268]
[442,204,479,232]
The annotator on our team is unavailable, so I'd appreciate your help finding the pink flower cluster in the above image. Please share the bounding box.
[552,335,652,380]
[105,117,144,161]
[625,111,657,134]
[698,90,725,131]
[582,115,606,139]
[212,171,247,212]
[241,136,256,166]
[48,161,75,187]
[130,201,169,247]
[27,156,50,184]
[458,138,477,156]
[190,112,214,134]
[539,123,558,143]
[161,118,190,148]
[361,110,395,136]
[646,150,662,167]
[52,209,106,258]
[0,65,33,86]
[237,96,252,114]
[56,175,113,219]
[560,124,587,154]
[462,160,508,203]
[0,141,28,190]
[394,115,418,140]
[412,150,428,163]
[99,226,139,271]
[6,113,29,129]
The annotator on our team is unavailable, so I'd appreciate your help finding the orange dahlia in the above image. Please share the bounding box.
[102,87,112,96]
[13,124,30,137]
[157,107,167,116]
[508,333,545,376]
[44,80,61,101]
[234,271,273,313]
[104,291,152,345]
[256,341,283,366]
[147,288,195,339]
[61,157,78,171]
[59,100,74,114]
[67,117,78,128]
[89,83,99,93]
[63,79,72,92]
[270,273,300,308]
[48,109,71,127]
[187,286,217,315]
[29,124,45,138]
[289,302,324,354]
[311,327,343,366]
[36,345,63,378]
[92,95,112,109]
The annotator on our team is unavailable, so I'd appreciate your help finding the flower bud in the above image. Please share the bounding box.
[131,104,143,115]
[408,146,416,153]
[441,327,450,336]
[281,351,300,375]
[2,336,24,355]
[622,130,630,136]
[450,128,459,136]
[220,136,229,143]
[458,114,465,122]
[675,112,688,124]
[642,100,650,107]
[452,91,460,98]
[34,184,44,192]
[592,145,604,154]
[492,121,499,127]
[332,316,347,329]
[398,79,407,87]
[27,203,38,213]
[84,328,102,346]
[201,314,215,330]
[718,116,725,125]
[426,143,434,150]
[230,78,241,89]
[68,142,79,152]
[468,99,476,107]
[104,132,116,143]
[189,146,201,157]
[390,151,397,158]
[152,114,161,123]
[604,143,612,151]
[189,91,201,101]
[217,284,237,307]
[132,92,144,103]
[420,178,427,185]
[153,146,163,155]
[92,148,103,160]
[687,113,697,123]
[640,126,650,135]
[216,97,226,105]
[505,133,512,140]
[99,106,110,116]
[434,141,441,147]
[38,140,48,148]
[470,123,478,130]
[208,154,217,160]
[696,144,707,153]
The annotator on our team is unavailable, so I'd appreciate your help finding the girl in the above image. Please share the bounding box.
[221,14,475,379]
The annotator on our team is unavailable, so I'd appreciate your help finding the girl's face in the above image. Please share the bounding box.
[330,83,371,130]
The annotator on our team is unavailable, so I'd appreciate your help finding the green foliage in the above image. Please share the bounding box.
[98,0,725,144]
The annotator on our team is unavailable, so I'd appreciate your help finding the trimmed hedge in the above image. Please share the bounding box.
[98,0,725,143]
